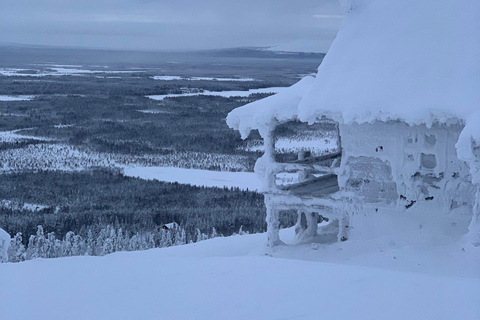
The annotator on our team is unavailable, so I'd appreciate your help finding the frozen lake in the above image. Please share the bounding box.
[0,95,35,101]
[146,87,286,101]
[123,166,261,191]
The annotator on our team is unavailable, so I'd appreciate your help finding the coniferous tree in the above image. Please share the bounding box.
[63,231,75,257]
[116,228,125,252]
[86,229,95,256]
[45,232,57,258]
[7,233,25,262]
[72,235,84,256]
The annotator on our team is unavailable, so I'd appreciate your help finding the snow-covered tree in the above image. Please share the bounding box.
[6,232,22,263]
[72,234,84,256]
[63,231,75,257]
[116,228,125,252]
[45,232,57,259]
[86,229,95,256]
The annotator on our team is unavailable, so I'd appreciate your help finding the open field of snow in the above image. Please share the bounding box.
[136,109,173,114]
[0,95,36,101]
[152,75,183,80]
[1,225,478,320]
[146,87,285,101]
[0,129,55,143]
[124,166,260,191]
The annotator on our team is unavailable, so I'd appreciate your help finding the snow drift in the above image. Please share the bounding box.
[0,226,479,320]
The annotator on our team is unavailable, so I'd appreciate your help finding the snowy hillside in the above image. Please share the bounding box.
[1,223,479,320]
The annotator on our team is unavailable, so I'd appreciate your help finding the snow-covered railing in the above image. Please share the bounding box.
[270,150,341,194]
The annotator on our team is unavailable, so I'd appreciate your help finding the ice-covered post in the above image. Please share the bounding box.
[265,196,281,247]
[468,189,480,246]
[262,128,282,247]
[263,128,276,190]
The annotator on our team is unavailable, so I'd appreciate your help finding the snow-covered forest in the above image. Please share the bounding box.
[7,224,225,262]
[0,47,312,264]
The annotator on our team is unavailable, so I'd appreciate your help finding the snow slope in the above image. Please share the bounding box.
[123,166,261,191]
[1,226,479,320]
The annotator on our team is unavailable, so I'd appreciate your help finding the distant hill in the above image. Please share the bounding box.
[266,39,333,54]
[0,43,325,67]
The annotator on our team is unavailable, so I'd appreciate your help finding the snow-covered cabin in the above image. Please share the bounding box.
[0,228,11,262]
[227,0,480,247]
[160,222,179,231]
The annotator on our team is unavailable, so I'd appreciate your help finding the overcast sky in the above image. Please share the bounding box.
[0,0,343,51]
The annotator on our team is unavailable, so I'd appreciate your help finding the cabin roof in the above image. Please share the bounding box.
[227,0,480,165]
[226,76,315,139]
[297,0,480,127]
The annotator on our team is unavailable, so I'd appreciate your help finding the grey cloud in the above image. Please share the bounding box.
[0,0,343,51]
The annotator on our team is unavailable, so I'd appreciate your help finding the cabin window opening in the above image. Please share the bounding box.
[421,153,437,169]
[273,119,340,164]
[272,119,341,196]
[425,134,437,146]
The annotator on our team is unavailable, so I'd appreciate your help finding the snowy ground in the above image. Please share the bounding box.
[136,109,173,114]
[124,166,260,191]
[146,87,285,101]
[1,224,478,320]
[0,129,55,143]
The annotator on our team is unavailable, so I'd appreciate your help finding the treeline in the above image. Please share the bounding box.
[7,223,235,263]
[0,169,297,247]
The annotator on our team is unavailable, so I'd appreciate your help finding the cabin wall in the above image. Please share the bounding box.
[339,122,475,214]
[258,120,477,246]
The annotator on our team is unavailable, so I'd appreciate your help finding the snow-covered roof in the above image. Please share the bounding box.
[227,0,480,168]
[226,76,315,138]
[298,0,480,126]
